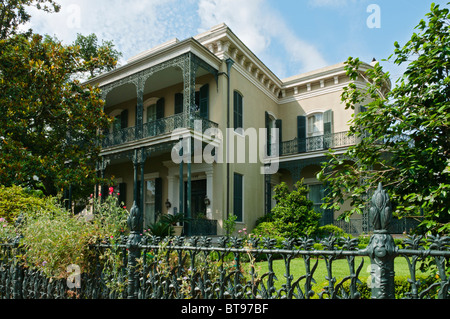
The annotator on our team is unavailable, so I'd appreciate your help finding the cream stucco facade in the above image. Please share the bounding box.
[85,24,376,236]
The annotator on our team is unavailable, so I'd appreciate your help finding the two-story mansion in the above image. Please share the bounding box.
[85,23,377,236]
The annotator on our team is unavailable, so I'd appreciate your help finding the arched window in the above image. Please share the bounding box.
[307,113,324,137]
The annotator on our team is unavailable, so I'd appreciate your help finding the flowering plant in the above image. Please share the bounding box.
[0,217,16,243]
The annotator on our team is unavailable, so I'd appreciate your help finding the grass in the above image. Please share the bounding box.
[242,256,433,293]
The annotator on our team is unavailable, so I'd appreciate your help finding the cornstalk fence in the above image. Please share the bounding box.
[0,184,449,300]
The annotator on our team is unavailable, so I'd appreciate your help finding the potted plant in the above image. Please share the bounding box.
[160,213,186,236]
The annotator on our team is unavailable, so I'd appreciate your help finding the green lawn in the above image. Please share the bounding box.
[243,256,432,293]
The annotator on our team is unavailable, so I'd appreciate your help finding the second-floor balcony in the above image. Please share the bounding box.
[102,113,219,149]
[280,131,356,156]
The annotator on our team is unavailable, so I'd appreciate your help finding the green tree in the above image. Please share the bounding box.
[270,180,321,238]
[0,0,60,40]
[319,3,450,234]
[74,33,122,79]
[0,1,120,199]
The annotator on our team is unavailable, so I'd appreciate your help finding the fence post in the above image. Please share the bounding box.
[364,183,397,299]
[12,214,25,299]
[126,202,143,299]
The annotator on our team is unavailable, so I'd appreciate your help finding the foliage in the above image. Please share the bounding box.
[335,275,439,299]
[314,224,350,239]
[0,2,121,200]
[73,33,122,79]
[224,214,238,235]
[251,222,285,248]
[254,212,274,227]
[143,213,188,237]
[91,191,129,238]
[0,185,57,222]
[319,2,450,235]
[19,205,100,278]
[0,0,60,40]
[160,212,186,226]
[270,180,321,238]
[8,192,128,279]
[0,216,16,241]
[145,221,174,237]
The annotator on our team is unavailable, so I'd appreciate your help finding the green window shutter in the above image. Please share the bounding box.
[297,115,306,153]
[323,110,333,135]
[156,98,165,119]
[234,91,243,130]
[156,98,165,135]
[323,110,333,149]
[155,178,163,218]
[265,111,271,156]
[120,109,128,129]
[233,173,243,222]
[199,84,209,119]
[276,119,282,155]
[175,93,183,114]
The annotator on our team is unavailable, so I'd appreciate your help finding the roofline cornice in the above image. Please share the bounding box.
[83,37,222,88]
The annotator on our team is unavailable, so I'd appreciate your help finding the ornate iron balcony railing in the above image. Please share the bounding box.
[102,113,219,149]
[280,131,356,156]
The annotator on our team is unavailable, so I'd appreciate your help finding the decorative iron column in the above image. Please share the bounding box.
[364,183,397,299]
[186,136,192,236]
[179,137,184,222]
[127,148,145,299]
[135,78,144,140]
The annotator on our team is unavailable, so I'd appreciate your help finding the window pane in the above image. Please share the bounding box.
[147,104,157,122]
[233,173,243,222]
[234,91,243,129]
[144,180,156,228]
[309,184,325,216]
[307,113,323,136]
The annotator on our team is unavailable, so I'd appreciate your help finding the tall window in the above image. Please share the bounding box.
[233,173,243,222]
[112,110,128,132]
[308,183,333,225]
[308,184,325,215]
[144,180,156,228]
[174,84,209,119]
[233,91,243,130]
[147,104,157,123]
[307,113,324,137]
[143,178,162,229]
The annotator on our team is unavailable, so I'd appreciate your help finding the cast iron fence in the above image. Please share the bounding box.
[0,184,449,300]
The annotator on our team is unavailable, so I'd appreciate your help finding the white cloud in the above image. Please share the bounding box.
[25,0,198,64]
[197,0,328,76]
[25,0,328,76]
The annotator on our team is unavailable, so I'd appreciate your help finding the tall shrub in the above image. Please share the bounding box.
[0,185,56,222]
[271,180,321,238]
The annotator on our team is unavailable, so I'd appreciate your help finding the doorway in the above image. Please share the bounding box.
[185,179,207,219]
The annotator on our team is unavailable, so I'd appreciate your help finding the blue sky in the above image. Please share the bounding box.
[26,0,449,82]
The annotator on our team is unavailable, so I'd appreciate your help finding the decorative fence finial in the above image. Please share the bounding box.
[127,201,142,234]
[126,201,143,299]
[370,183,392,232]
[366,183,397,299]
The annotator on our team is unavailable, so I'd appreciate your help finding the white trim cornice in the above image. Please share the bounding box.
[84,38,221,88]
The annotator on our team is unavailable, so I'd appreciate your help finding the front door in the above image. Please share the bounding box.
[185,179,207,219]
[184,179,209,236]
